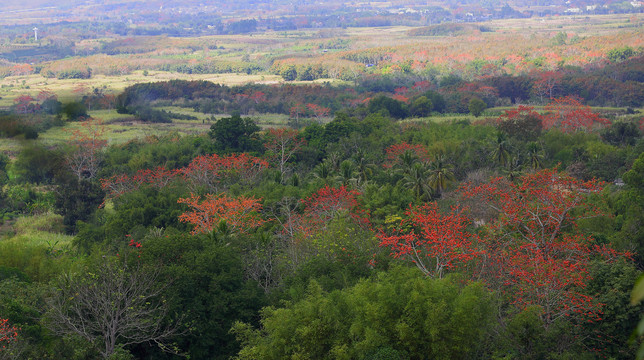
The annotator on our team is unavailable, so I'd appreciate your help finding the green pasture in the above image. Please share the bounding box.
[0,71,284,106]
[32,108,295,147]
[0,212,74,282]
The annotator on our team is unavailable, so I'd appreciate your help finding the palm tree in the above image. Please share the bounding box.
[352,149,375,185]
[403,162,432,201]
[326,151,342,172]
[503,155,523,182]
[336,159,358,187]
[397,150,419,176]
[313,162,333,184]
[491,131,511,168]
[427,155,455,197]
[526,142,544,170]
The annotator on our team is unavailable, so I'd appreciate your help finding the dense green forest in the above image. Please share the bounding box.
[1,44,644,360]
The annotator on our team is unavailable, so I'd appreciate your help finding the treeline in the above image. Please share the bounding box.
[114,55,644,125]
[116,81,348,118]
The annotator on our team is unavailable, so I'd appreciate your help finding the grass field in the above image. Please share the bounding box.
[0,71,284,107]
[0,212,74,282]
[31,108,298,147]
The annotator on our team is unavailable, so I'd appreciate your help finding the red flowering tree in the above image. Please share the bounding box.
[542,96,611,133]
[460,168,623,327]
[0,318,18,351]
[377,203,483,278]
[36,90,56,102]
[101,173,138,200]
[289,103,306,123]
[13,94,35,114]
[497,105,542,124]
[10,63,33,76]
[249,91,266,104]
[383,142,430,169]
[306,103,330,120]
[101,154,268,199]
[178,193,265,235]
[496,105,543,141]
[181,153,268,192]
[503,237,601,325]
[264,128,306,183]
[101,166,181,200]
[66,118,107,180]
[532,70,563,102]
[287,185,364,239]
[412,80,432,92]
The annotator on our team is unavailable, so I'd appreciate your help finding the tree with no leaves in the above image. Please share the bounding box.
[45,254,181,359]
[66,118,106,180]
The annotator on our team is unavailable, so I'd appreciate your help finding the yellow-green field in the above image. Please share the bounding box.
[32,108,295,147]
[0,71,284,107]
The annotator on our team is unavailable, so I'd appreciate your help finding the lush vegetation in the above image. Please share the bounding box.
[0,7,643,360]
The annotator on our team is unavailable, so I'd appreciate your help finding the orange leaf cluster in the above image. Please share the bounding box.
[459,168,625,325]
[378,203,483,278]
[542,96,611,133]
[102,153,268,199]
[383,142,430,168]
[178,193,265,235]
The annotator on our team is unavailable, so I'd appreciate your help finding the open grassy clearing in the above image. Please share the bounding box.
[37,117,207,146]
[157,107,295,127]
[0,71,283,107]
[0,212,74,282]
[0,212,72,256]
[33,108,297,146]
[0,137,22,153]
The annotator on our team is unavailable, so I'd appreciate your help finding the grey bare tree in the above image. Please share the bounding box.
[45,254,182,359]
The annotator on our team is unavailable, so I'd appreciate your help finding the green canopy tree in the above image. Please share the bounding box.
[468,97,486,117]
[233,266,494,360]
[209,114,262,153]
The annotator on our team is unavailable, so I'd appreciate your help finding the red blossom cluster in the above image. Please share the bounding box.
[411,80,432,91]
[391,94,409,103]
[497,105,542,125]
[306,103,331,120]
[383,142,430,168]
[532,70,563,101]
[178,193,265,235]
[126,234,142,248]
[13,94,37,114]
[459,168,625,325]
[377,203,483,278]
[101,153,268,199]
[289,103,307,120]
[286,185,364,240]
[101,166,181,199]
[542,96,611,133]
[0,319,18,351]
[377,167,630,326]
[457,83,499,99]
[181,153,268,192]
